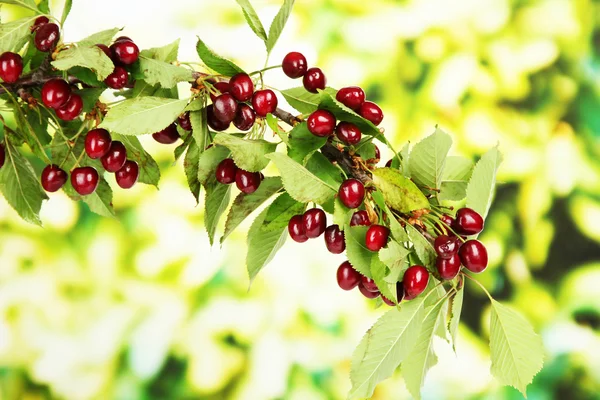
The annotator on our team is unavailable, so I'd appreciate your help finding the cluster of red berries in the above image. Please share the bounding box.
[96,36,140,89]
[149,112,192,145]
[214,158,264,194]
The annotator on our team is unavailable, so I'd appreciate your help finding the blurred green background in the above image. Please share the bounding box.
[1,0,600,399]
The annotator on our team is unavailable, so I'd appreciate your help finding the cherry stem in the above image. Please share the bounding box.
[249,65,282,76]
[461,272,493,301]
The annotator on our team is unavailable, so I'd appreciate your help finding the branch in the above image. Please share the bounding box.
[0,73,80,96]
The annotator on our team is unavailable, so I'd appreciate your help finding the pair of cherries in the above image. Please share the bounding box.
[150,112,194,145]
[97,36,140,89]
[215,158,263,194]
[40,78,83,121]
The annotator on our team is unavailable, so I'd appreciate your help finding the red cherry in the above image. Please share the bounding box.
[213,93,238,123]
[302,208,327,238]
[350,210,371,227]
[41,78,71,109]
[365,225,390,252]
[436,213,455,234]
[95,44,111,58]
[324,224,345,254]
[101,141,127,172]
[0,52,23,83]
[41,164,68,192]
[215,158,238,184]
[178,112,192,131]
[70,166,99,195]
[114,36,132,43]
[337,261,361,291]
[0,144,5,169]
[209,81,230,102]
[233,104,256,131]
[288,215,308,243]
[152,123,179,144]
[31,16,49,31]
[436,254,462,280]
[396,282,405,302]
[359,101,384,126]
[385,159,392,167]
[55,94,83,121]
[282,52,308,78]
[358,283,380,299]
[374,145,381,160]
[338,178,365,209]
[110,40,139,65]
[104,66,128,89]
[207,105,230,131]
[252,89,278,117]
[335,122,362,145]
[34,23,60,52]
[458,240,488,273]
[302,67,326,93]
[229,73,254,102]
[403,265,429,300]
[434,235,461,259]
[307,109,336,137]
[336,86,365,110]
[115,160,139,189]
[85,128,112,159]
[360,276,379,292]
[382,296,395,306]
[453,207,484,236]
[235,169,261,194]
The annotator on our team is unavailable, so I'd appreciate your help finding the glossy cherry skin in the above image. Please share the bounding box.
[215,158,238,184]
[178,112,192,131]
[96,43,111,58]
[436,254,462,280]
[233,104,256,131]
[361,276,379,293]
[32,16,49,31]
[434,235,461,259]
[350,210,371,227]
[41,78,71,109]
[115,160,139,189]
[252,89,278,117]
[235,169,261,194]
[71,166,99,195]
[41,164,68,192]
[55,94,83,121]
[229,73,254,102]
[85,128,112,159]
[104,66,128,89]
[324,224,345,254]
[307,109,336,137]
[459,240,488,273]
[213,93,238,123]
[359,101,384,126]
[0,52,23,83]
[101,141,127,172]
[338,178,365,209]
[358,283,380,299]
[35,23,60,52]
[152,123,179,144]
[0,144,5,169]
[207,105,230,131]
[302,208,327,238]
[282,52,307,78]
[209,81,230,102]
[337,261,361,291]
[110,40,139,65]
[288,214,308,243]
[302,67,326,93]
[336,86,365,110]
[453,207,484,236]
[365,225,390,252]
[336,122,361,145]
[114,36,132,43]
[402,265,429,300]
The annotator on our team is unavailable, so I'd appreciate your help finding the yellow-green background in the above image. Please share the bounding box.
[1,0,599,399]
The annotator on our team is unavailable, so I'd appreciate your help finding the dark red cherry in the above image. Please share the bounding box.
[41,78,71,109]
[360,276,379,293]
[385,159,392,167]
[324,224,345,254]
[31,16,49,31]
[335,122,361,145]
[215,158,237,184]
[436,254,461,280]
[178,112,192,131]
[95,43,111,58]
[365,225,390,252]
[434,235,461,259]
[252,89,278,117]
[350,210,371,227]
[104,66,128,89]
[288,214,308,243]
[34,23,60,52]
[55,94,83,121]
[209,81,230,102]
[229,73,254,102]
[458,240,488,273]
[358,283,380,299]
[436,214,455,234]
[110,40,139,65]
[0,144,5,169]
[307,109,336,137]
[115,160,139,189]
[382,295,395,306]
[396,282,405,302]
[374,145,381,160]
[207,105,230,131]
[282,52,307,78]
[233,104,256,131]
[0,52,23,83]
[336,86,365,110]
[302,67,326,93]
[337,261,361,291]
[302,208,327,239]
[359,101,384,126]
[41,164,68,192]
[114,36,132,43]
[403,265,429,300]
[213,93,238,123]
[71,166,99,195]
[100,141,127,172]
[85,128,112,159]
[338,178,365,209]
[235,169,261,194]
[152,123,179,144]
[453,207,484,236]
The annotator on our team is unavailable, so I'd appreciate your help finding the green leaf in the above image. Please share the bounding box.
[52,45,114,80]
[213,134,276,172]
[196,37,244,76]
[332,197,353,230]
[138,56,193,88]
[266,0,294,54]
[198,145,229,186]
[379,240,411,283]
[349,297,427,399]
[406,223,436,269]
[402,296,449,400]
[221,177,283,243]
[372,168,430,213]
[265,152,337,204]
[235,0,268,43]
[77,28,122,47]
[370,256,395,303]
[466,146,503,221]
[112,134,160,187]
[0,16,37,53]
[71,178,115,218]
[99,97,188,136]
[0,142,47,225]
[60,0,72,25]
[204,177,232,245]
[265,113,289,145]
[0,0,39,13]
[344,225,374,278]
[408,127,452,193]
[448,287,464,351]
[13,105,51,160]
[280,86,336,115]
[489,300,545,397]
[318,91,381,137]
[174,135,191,162]
[183,140,201,203]
[371,191,408,242]
[247,192,305,282]
[439,156,474,201]
[356,140,376,161]
[305,151,343,187]
[68,66,104,87]
[78,87,105,113]
[37,0,50,13]
[189,108,209,149]
[287,121,327,164]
